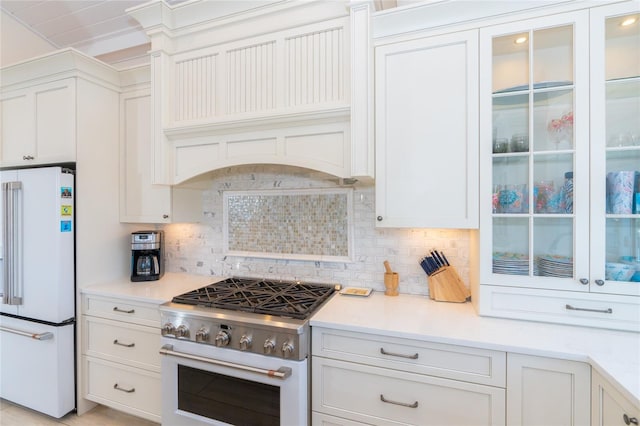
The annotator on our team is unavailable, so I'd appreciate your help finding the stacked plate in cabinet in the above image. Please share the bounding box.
[535,255,573,278]
[492,252,529,275]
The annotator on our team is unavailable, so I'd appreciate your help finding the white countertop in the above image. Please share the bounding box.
[311,292,640,406]
[80,272,221,304]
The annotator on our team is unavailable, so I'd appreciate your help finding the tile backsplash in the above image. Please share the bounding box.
[224,188,352,261]
[162,164,470,296]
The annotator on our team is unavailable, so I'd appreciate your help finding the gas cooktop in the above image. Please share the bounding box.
[170,277,337,320]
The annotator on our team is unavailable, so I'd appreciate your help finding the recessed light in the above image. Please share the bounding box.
[621,17,637,27]
[514,36,528,44]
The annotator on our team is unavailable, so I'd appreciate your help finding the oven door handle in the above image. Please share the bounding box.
[159,344,292,379]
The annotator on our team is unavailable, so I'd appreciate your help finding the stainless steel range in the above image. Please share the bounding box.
[159,277,337,426]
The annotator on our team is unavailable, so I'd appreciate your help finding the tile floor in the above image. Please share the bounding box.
[0,399,159,426]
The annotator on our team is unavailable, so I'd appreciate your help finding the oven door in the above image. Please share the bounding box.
[160,338,307,426]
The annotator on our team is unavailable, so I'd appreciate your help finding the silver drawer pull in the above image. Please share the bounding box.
[565,304,613,314]
[113,339,135,348]
[624,414,638,425]
[380,394,418,408]
[113,307,135,314]
[380,347,419,359]
[113,384,135,393]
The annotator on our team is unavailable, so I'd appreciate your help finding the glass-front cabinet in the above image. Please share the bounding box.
[477,2,640,331]
[590,3,640,297]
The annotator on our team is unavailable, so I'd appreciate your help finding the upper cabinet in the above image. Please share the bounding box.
[374,30,479,228]
[474,2,640,332]
[0,50,121,169]
[127,1,373,185]
[1,78,75,166]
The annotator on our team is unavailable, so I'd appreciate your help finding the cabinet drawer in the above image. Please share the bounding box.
[312,327,506,387]
[312,357,505,426]
[312,411,371,426]
[84,357,161,423]
[83,295,160,327]
[84,316,160,371]
[478,286,640,332]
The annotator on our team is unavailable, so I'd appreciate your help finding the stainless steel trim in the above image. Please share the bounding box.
[2,182,23,306]
[0,325,53,340]
[113,339,135,348]
[380,347,419,359]
[113,307,135,314]
[565,304,613,314]
[159,344,292,379]
[113,384,135,393]
[380,394,419,408]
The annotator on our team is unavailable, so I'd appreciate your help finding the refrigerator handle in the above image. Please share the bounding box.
[2,181,23,305]
[0,325,53,340]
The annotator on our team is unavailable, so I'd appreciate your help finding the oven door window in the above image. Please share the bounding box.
[178,365,280,426]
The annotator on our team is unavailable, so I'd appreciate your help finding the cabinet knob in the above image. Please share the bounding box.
[163,214,169,219]
[22,155,34,160]
[579,278,589,285]
[595,279,605,286]
[624,414,638,425]
[377,216,383,221]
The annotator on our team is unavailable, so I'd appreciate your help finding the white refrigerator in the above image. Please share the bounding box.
[0,166,76,418]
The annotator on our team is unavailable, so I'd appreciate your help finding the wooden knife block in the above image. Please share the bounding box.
[427,266,470,303]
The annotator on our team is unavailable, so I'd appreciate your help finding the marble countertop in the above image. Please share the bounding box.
[80,272,221,304]
[311,292,640,406]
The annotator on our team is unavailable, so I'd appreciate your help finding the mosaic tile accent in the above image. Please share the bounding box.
[223,188,353,262]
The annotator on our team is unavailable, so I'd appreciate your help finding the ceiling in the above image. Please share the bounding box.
[0,0,159,67]
[0,0,400,69]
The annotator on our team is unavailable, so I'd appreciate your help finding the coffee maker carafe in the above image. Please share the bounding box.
[131,231,164,282]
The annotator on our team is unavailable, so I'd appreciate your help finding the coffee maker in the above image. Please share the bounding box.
[131,231,164,282]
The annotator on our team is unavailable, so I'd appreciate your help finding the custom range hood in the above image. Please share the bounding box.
[127,0,374,185]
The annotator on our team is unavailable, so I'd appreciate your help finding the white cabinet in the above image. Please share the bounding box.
[81,294,162,423]
[374,29,479,228]
[474,2,640,332]
[507,353,591,426]
[1,78,76,166]
[127,2,373,185]
[592,370,640,426]
[311,327,506,425]
[119,78,204,224]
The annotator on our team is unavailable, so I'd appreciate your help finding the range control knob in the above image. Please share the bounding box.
[215,330,230,347]
[195,328,209,343]
[175,324,190,339]
[161,323,175,336]
[239,334,252,350]
[263,337,276,354]
[282,340,295,358]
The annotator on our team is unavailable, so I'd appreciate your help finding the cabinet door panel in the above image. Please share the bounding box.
[34,81,75,161]
[592,370,640,426]
[119,91,171,223]
[1,93,33,162]
[375,30,479,228]
[507,353,590,426]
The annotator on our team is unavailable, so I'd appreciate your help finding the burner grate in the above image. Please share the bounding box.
[171,277,335,319]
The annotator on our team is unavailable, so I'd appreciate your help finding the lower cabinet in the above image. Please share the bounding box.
[506,353,591,426]
[312,327,596,426]
[311,327,506,426]
[592,370,640,426]
[81,295,162,423]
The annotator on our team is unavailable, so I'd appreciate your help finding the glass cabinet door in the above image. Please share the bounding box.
[591,4,640,295]
[482,12,590,290]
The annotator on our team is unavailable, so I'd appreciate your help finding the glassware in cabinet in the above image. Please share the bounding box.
[602,10,640,286]
[489,21,578,283]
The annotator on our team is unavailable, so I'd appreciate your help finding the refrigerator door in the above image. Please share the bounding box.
[1,167,74,323]
[0,315,75,418]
